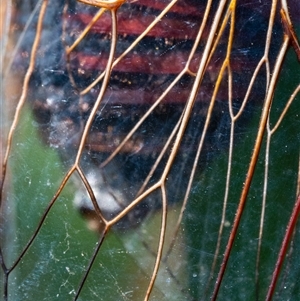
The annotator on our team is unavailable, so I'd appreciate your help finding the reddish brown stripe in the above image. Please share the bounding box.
[101,86,212,104]
[134,0,203,16]
[72,51,202,74]
[96,80,252,105]
[75,12,203,40]
[71,50,253,77]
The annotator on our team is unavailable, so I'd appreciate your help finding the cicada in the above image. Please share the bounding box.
[1,0,300,300]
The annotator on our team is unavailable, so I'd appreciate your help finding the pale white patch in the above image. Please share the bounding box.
[73,168,124,215]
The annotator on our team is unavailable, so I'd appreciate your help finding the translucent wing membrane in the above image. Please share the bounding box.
[1,0,300,300]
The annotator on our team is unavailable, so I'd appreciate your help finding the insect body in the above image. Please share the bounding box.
[19,0,276,228]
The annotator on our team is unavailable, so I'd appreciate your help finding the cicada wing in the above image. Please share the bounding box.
[1,0,300,300]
